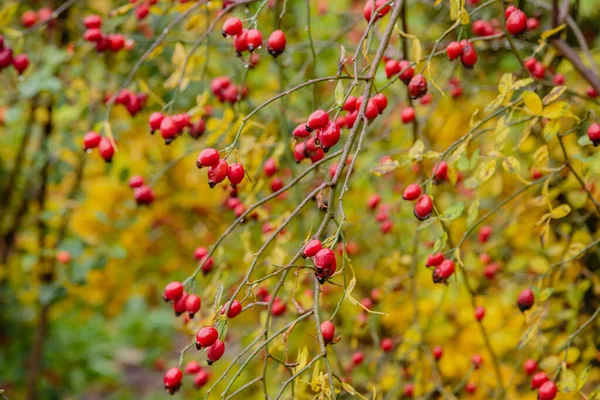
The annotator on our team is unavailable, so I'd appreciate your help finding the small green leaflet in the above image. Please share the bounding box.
[440,203,464,221]
[335,81,344,107]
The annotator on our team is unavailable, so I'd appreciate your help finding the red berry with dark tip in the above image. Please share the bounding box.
[385,59,400,79]
[163,281,184,301]
[506,9,527,36]
[433,259,455,282]
[267,30,286,57]
[531,372,549,389]
[372,93,388,113]
[434,161,448,182]
[447,41,462,60]
[343,96,358,111]
[433,346,443,360]
[474,306,485,321]
[426,253,444,267]
[318,121,341,149]
[398,60,415,84]
[246,29,263,52]
[194,247,208,261]
[194,369,209,388]
[518,288,535,312]
[523,359,537,375]
[380,338,393,352]
[401,107,415,124]
[321,321,335,344]
[160,116,178,142]
[206,339,225,365]
[12,54,29,74]
[303,239,323,258]
[408,74,428,99]
[234,30,249,53]
[306,110,329,131]
[21,11,38,28]
[134,185,155,205]
[588,123,600,146]
[164,368,183,394]
[414,194,433,220]
[221,300,242,318]
[227,163,245,187]
[196,148,220,169]
[208,159,229,188]
[196,326,218,349]
[149,112,164,132]
[478,225,492,243]
[99,137,115,162]
[172,292,188,316]
[461,41,478,68]
[538,381,557,400]
[185,294,201,318]
[222,18,243,37]
[471,354,483,369]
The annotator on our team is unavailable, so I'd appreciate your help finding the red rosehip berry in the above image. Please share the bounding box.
[196,148,220,169]
[506,9,527,36]
[420,93,433,105]
[553,74,565,85]
[194,247,208,261]
[426,252,444,267]
[221,300,242,318]
[234,30,249,53]
[163,281,184,301]
[201,256,214,274]
[246,29,263,52]
[532,62,545,79]
[267,30,286,57]
[12,54,29,74]
[222,18,243,37]
[314,248,335,271]
[185,294,201,318]
[372,93,388,114]
[474,306,485,321]
[461,41,478,68]
[398,60,415,84]
[538,381,557,400]
[21,10,38,28]
[263,158,278,176]
[163,368,183,394]
[446,41,463,60]
[380,337,393,352]
[271,298,287,316]
[108,34,125,52]
[293,123,311,138]
[526,17,539,31]
[404,383,414,398]
[56,250,72,264]
[363,0,391,22]
[408,74,428,99]
[352,351,364,365]
[433,161,449,182]
[414,194,433,220]
[484,262,499,280]
[401,107,416,124]
[196,326,218,349]
[471,354,483,369]
[303,239,323,258]
[587,87,598,98]
[525,58,537,71]
[367,194,381,210]
[321,321,335,344]
[227,163,245,187]
[531,372,549,389]
[185,360,202,374]
[194,369,209,388]
[84,28,103,43]
[98,137,115,162]
[588,123,600,146]
[134,185,155,205]
[206,339,225,365]
[380,219,393,234]
[83,131,102,151]
[208,159,228,188]
[189,119,206,139]
[365,99,379,120]
[306,109,330,131]
[148,112,164,133]
[403,184,421,201]
[518,288,535,312]
[466,382,477,394]
[433,259,455,283]
[159,116,178,144]
[478,225,492,243]
[523,359,538,375]
[504,5,517,18]
[84,14,102,29]
[271,177,284,192]
[318,121,341,150]
[0,48,13,68]
[433,346,443,360]
[385,59,400,79]
[343,96,358,111]
[345,110,358,129]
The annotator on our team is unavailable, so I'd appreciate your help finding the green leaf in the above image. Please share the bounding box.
[577,364,591,391]
[540,288,554,301]
[440,203,464,222]
[559,363,577,393]
[477,159,497,184]
[335,81,344,107]
[417,216,438,230]
[39,283,67,306]
[433,232,448,253]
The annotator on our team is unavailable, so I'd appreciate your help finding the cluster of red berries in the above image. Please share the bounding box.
[222,18,286,57]
[82,15,130,53]
[446,40,478,68]
[525,57,548,79]
[385,57,414,84]
[223,189,258,220]
[128,175,155,206]
[163,281,202,318]
[448,77,464,98]
[588,122,600,146]
[343,93,389,127]
[196,148,245,188]
[479,251,501,280]
[20,7,54,28]
[0,36,30,75]
[367,194,394,234]
[504,6,528,36]
[194,246,214,275]
[112,89,148,116]
[184,360,210,389]
[149,112,205,144]
[425,252,456,283]
[210,76,247,104]
[302,240,337,284]
[531,372,558,400]
[402,184,433,220]
[83,131,115,162]
[293,109,337,163]
[363,0,391,22]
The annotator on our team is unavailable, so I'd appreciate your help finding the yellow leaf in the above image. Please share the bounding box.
[541,24,566,41]
[460,6,470,24]
[412,38,422,65]
[371,159,399,176]
[542,85,566,105]
[469,109,480,128]
[495,116,510,145]
[540,220,550,247]
[542,101,569,119]
[513,77,534,90]
[138,79,166,107]
[477,159,497,184]
[498,73,515,94]
[523,92,543,116]
[0,2,18,27]
[550,204,571,219]
[408,140,425,160]
[543,120,561,140]
[294,347,308,374]
[533,145,548,166]
[434,0,443,5]
[502,156,520,174]
[110,2,135,16]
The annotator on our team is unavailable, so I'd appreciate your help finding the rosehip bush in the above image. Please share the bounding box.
[1,0,600,399]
